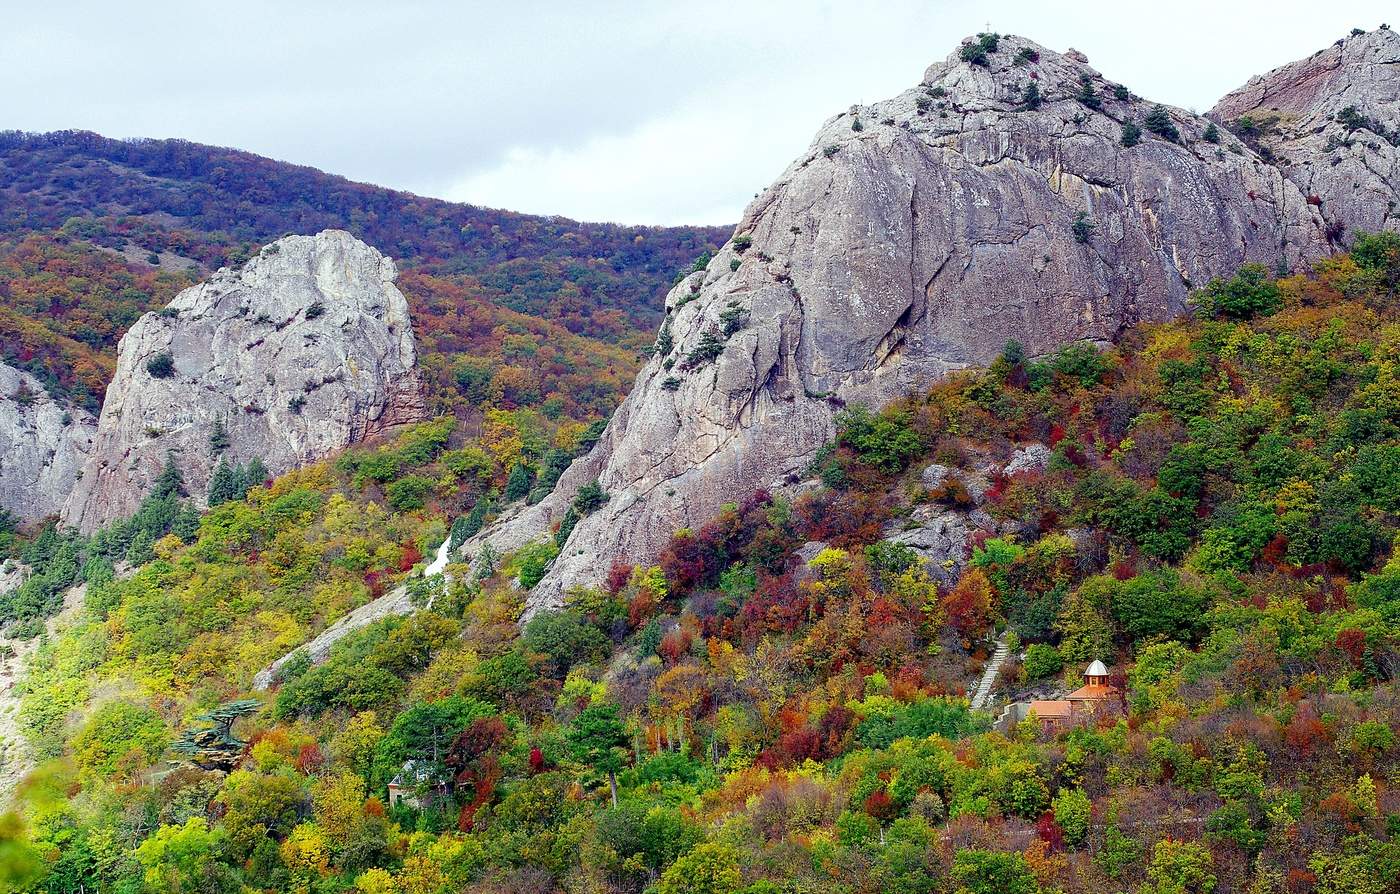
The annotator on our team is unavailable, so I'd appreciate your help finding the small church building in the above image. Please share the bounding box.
[1014,660,1120,734]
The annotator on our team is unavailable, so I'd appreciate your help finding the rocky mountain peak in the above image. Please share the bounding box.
[1211,26,1400,236]
[470,33,1348,615]
[60,230,426,533]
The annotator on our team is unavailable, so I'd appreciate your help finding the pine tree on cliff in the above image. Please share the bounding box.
[504,463,534,502]
[153,452,185,499]
[207,460,237,506]
[237,458,269,498]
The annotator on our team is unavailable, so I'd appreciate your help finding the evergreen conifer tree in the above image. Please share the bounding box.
[207,460,237,506]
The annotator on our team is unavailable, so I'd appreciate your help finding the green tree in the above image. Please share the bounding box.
[1121,119,1142,147]
[1077,75,1101,110]
[207,419,230,455]
[522,609,609,677]
[951,850,1038,894]
[72,700,168,776]
[153,452,185,499]
[207,459,237,506]
[836,405,924,473]
[0,814,44,893]
[1140,839,1215,894]
[1053,788,1092,846]
[1022,644,1063,680]
[566,702,630,807]
[504,462,534,501]
[1143,104,1180,141]
[1192,264,1282,320]
[386,474,434,511]
[237,458,269,496]
[376,696,492,771]
[1113,570,1209,643]
[1056,577,1116,662]
[135,817,234,894]
[658,843,742,894]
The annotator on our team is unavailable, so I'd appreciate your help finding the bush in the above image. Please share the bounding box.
[1192,264,1282,320]
[683,328,728,369]
[1077,76,1101,110]
[1072,211,1095,244]
[952,851,1038,894]
[522,610,609,677]
[1203,122,1221,143]
[1022,643,1063,680]
[1351,230,1400,286]
[146,353,175,378]
[515,541,559,589]
[836,405,924,474]
[959,43,988,66]
[385,475,434,512]
[1021,82,1042,110]
[1052,343,1112,388]
[1053,788,1093,846]
[573,481,609,514]
[658,843,741,894]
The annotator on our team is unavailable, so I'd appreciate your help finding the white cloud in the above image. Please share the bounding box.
[5,0,1395,224]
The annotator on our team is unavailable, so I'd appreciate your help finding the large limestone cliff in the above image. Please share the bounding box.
[471,34,1336,616]
[1211,27,1400,239]
[61,230,426,533]
[0,363,95,523]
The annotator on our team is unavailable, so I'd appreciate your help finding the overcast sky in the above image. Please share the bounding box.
[4,1,1393,225]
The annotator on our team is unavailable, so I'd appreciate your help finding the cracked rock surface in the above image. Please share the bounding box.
[1211,27,1400,238]
[61,230,426,533]
[0,363,95,524]
[477,32,1392,617]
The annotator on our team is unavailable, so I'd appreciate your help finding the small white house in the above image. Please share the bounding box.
[387,760,450,809]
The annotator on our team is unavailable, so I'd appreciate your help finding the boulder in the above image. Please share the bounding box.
[1003,443,1052,476]
[61,230,425,533]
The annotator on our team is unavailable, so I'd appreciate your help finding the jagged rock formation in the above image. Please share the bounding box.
[0,363,95,524]
[62,230,425,532]
[475,33,1342,616]
[1212,27,1400,239]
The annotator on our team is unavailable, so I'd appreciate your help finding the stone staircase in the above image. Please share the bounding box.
[970,634,1011,711]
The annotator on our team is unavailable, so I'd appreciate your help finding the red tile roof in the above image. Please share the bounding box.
[1030,699,1073,718]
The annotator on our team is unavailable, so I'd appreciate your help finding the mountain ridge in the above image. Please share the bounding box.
[471,30,1397,613]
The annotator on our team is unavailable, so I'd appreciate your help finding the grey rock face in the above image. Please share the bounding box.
[0,363,96,524]
[477,34,1347,616]
[886,505,991,586]
[1212,28,1400,238]
[1003,443,1052,477]
[61,230,426,533]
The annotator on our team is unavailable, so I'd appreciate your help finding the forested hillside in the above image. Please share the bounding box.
[7,236,1399,894]
[0,131,727,411]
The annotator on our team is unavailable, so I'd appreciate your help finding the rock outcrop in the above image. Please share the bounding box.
[1212,27,1400,239]
[474,34,1338,616]
[0,363,95,524]
[61,230,425,532]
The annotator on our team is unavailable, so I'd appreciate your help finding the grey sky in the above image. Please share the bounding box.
[4,0,1392,224]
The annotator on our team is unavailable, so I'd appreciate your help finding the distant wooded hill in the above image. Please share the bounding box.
[0,130,729,411]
